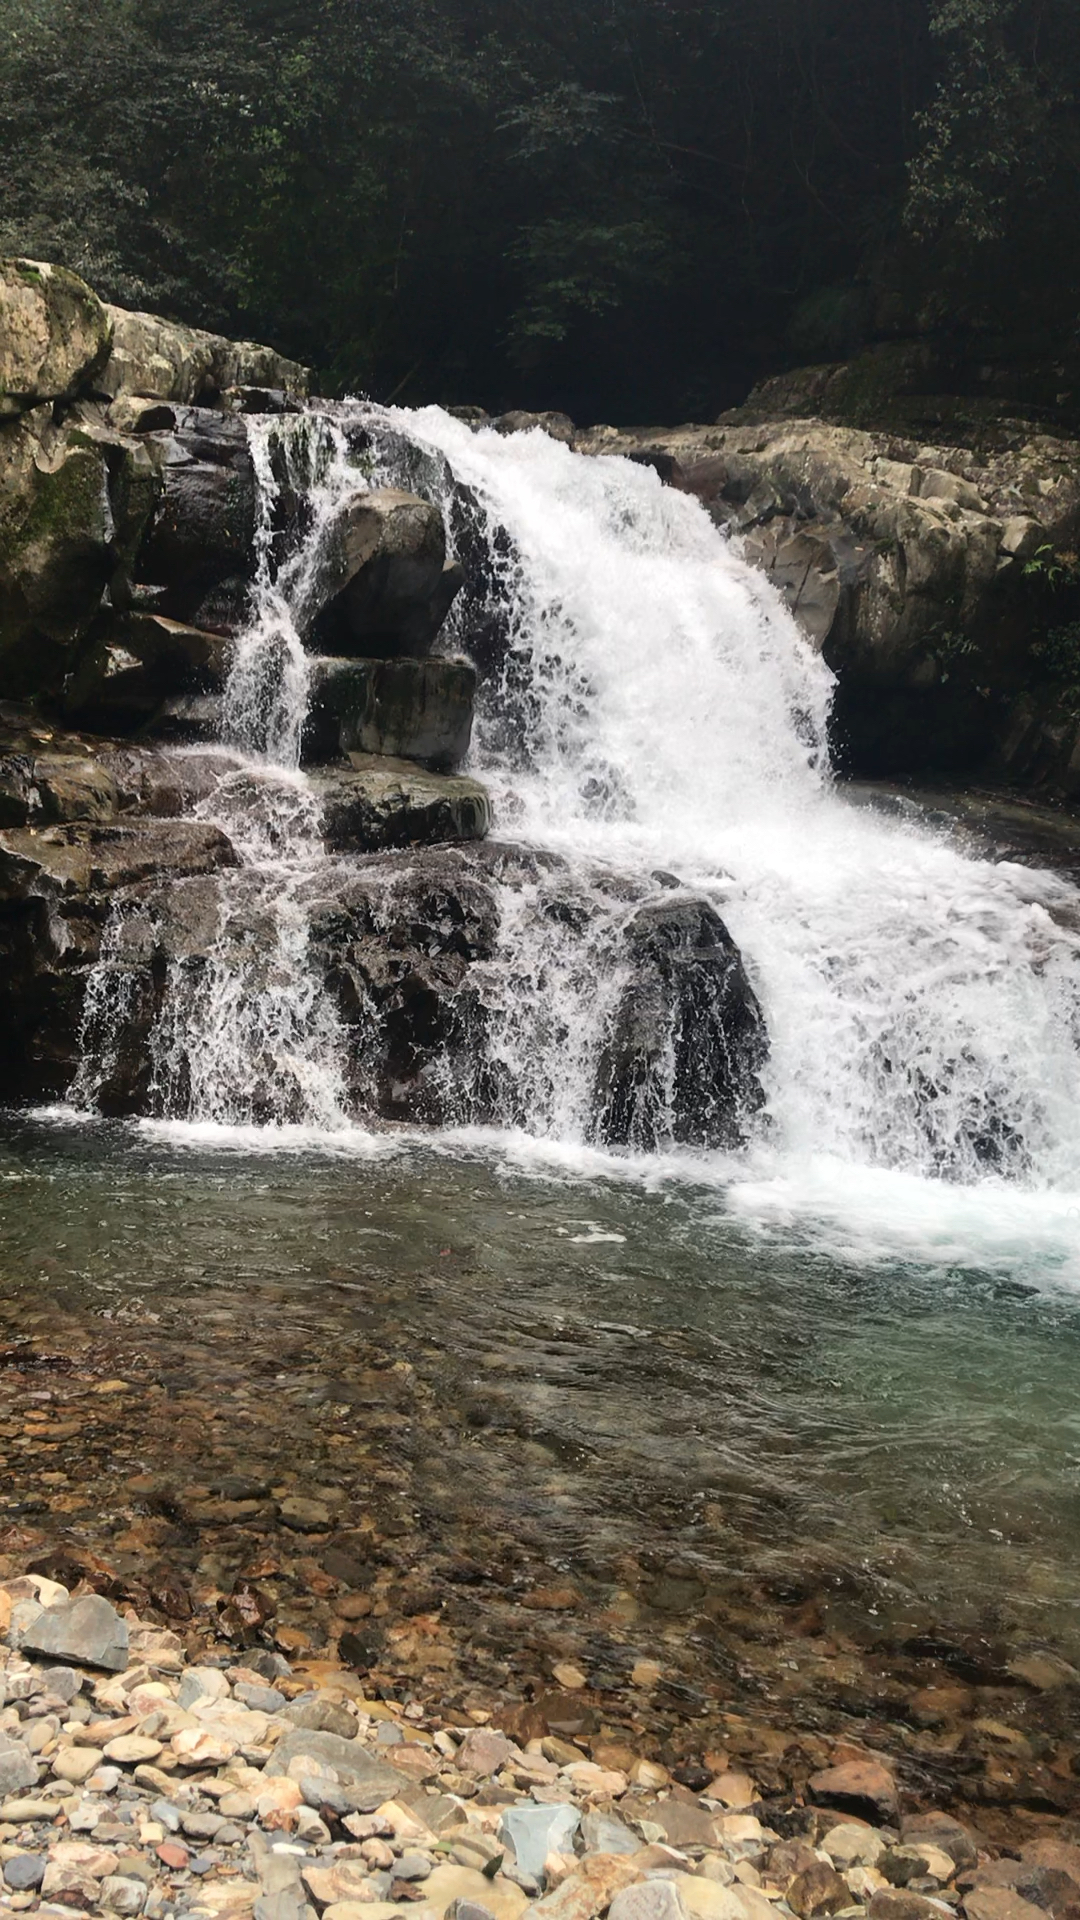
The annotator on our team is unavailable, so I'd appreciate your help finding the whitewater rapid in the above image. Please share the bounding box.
[379,406,1080,1204]
[65,399,1080,1277]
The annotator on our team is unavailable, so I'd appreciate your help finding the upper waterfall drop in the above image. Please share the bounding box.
[367,405,1080,1192]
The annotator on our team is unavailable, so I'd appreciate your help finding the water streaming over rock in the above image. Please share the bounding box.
[72,401,1080,1210]
[370,405,1080,1188]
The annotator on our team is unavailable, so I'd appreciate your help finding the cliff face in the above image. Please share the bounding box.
[4,255,1080,800]
[0,257,309,705]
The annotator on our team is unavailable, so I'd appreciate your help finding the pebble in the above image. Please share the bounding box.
[3,1855,46,1891]
[51,1744,104,1783]
[0,1568,1067,1920]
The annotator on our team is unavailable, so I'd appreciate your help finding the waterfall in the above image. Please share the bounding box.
[70,400,1080,1213]
[369,406,1080,1191]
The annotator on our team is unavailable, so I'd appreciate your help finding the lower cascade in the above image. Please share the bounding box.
[58,403,1080,1191]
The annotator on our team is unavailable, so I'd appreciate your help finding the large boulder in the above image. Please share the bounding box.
[0,417,116,697]
[306,655,476,767]
[100,304,309,405]
[311,487,463,656]
[0,258,113,415]
[0,406,163,700]
[132,406,258,628]
[594,894,768,1151]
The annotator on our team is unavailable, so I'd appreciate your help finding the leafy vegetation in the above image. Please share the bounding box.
[0,0,1077,421]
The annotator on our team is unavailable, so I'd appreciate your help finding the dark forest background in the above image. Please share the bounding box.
[0,0,1076,422]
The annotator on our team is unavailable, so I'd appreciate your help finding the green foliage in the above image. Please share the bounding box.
[0,0,1076,420]
[1023,546,1080,591]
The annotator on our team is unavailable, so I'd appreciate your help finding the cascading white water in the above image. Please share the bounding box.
[367,405,1080,1200]
[73,410,374,1129]
[71,395,1080,1246]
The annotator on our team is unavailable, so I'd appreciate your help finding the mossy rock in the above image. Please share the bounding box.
[0,419,112,696]
[0,258,113,414]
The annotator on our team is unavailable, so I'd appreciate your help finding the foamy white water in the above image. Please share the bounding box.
[69,399,1080,1264]
[376,406,1080,1201]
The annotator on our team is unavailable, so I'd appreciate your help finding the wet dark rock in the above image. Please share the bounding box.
[132,407,259,628]
[0,815,237,1104]
[311,487,463,658]
[313,757,490,853]
[594,894,768,1151]
[306,655,476,769]
[65,613,232,731]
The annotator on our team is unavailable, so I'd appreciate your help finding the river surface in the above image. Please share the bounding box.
[3,1106,1079,1703]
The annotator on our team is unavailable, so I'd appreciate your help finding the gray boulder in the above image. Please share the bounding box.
[311,487,463,657]
[21,1593,129,1671]
[0,1736,39,1798]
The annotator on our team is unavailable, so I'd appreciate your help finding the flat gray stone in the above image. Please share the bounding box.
[264,1729,410,1808]
[498,1802,581,1881]
[581,1811,639,1856]
[4,1854,46,1891]
[21,1594,129,1672]
[0,1738,39,1797]
[609,1884,689,1920]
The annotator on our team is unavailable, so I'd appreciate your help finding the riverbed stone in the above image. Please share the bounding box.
[53,1743,106,1782]
[418,1864,530,1920]
[809,1760,899,1823]
[610,1887,689,1920]
[787,1862,852,1918]
[0,1736,38,1796]
[499,1801,581,1879]
[823,1825,888,1869]
[265,1728,410,1804]
[3,1854,45,1891]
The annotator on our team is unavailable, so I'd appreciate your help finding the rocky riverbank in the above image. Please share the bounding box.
[1,1505,1079,1920]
